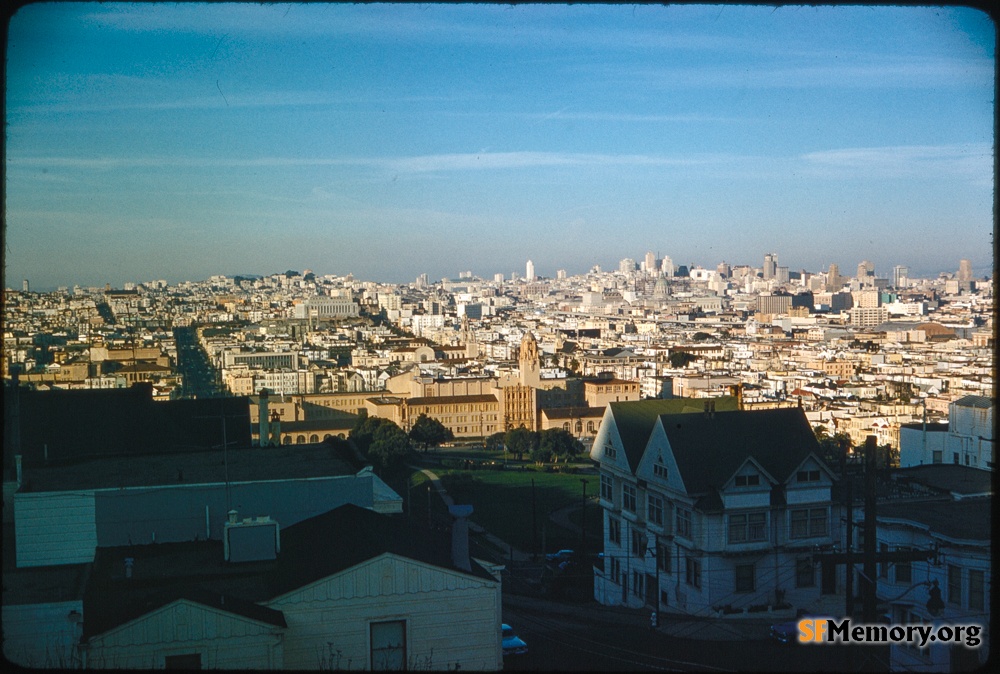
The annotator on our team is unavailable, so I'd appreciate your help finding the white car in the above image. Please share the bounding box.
[502,623,528,656]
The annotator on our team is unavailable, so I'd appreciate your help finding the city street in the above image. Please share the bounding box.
[501,593,889,672]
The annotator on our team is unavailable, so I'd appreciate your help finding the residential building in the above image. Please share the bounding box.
[592,400,839,616]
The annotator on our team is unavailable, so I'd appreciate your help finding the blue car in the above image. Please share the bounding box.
[502,624,528,656]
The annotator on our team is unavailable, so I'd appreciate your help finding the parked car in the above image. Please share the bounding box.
[769,614,833,644]
[501,624,528,656]
[545,549,574,563]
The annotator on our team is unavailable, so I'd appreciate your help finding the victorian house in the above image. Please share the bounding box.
[591,400,839,616]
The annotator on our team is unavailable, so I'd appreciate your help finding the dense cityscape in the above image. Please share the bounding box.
[2,252,993,670]
[3,2,993,672]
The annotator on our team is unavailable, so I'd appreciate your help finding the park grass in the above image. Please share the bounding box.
[431,467,602,554]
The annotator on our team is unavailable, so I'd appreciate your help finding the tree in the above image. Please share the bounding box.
[692,331,712,341]
[538,428,584,463]
[504,427,538,461]
[530,445,553,464]
[367,422,412,474]
[408,413,454,451]
[669,351,697,368]
[350,414,391,454]
[484,432,506,452]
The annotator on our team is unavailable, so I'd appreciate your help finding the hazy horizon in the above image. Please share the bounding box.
[5,3,994,290]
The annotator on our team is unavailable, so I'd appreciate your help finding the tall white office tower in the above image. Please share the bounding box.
[661,256,675,277]
[526,260,536,282]
[644,251,656,273]
[557,269,567,280]
[763,253,778,280]
[892,265,909,289]
[957,259,973,282]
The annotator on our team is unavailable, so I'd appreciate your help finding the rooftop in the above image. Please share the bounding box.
[18,441,367,493]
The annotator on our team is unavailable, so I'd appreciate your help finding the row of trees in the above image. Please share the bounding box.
[350,413,455,474]
[350,413,586,474]
[485,427,585,465]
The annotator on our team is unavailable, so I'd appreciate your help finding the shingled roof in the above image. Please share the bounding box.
[658,407,823,500]
[608,396,739,473]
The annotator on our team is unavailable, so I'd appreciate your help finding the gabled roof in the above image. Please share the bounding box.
[262,504,495,599]
[608,396,738,473]
[658,407,823,499]
[84,505,494,640]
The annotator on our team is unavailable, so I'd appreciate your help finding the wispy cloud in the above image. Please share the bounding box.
[802,143,993,180]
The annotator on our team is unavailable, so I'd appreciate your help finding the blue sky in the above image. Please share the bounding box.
[4,3,995,289]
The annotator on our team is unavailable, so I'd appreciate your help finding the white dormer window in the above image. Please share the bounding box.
[605,443,618,459]
[734,474,759,487]
[796,470,821,483]
[653,463,668,479]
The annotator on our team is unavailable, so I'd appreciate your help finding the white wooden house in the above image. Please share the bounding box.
[591,399,840,616]
[80,505,503,670]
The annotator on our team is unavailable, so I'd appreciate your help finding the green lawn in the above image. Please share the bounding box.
[427,467,603,555]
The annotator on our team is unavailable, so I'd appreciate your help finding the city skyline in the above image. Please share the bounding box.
[4,3,995,290]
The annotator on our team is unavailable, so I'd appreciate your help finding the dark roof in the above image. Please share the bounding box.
[407,394,498,406]
[83,505,493,639]
[953,395,993,409]
[19,442,367,493]
[541,406,606,420]
[658,407,823,499]
[889,464,993,497]
[877,498,991,543]
[609,396,739,473]
[4,383,252,474]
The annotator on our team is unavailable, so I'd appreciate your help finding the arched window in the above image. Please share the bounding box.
[282,435,291,445]
[587,421,596,433]
[575,420,583,433]
[323,434,332,441]
[310,434,319,443]
[563,422,570,432]
[296,435,306,444]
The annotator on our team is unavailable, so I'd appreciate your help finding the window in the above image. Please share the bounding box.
[605,443,618,459]
[632,571,645,597]
[685,555,701,588]
[790,508,827,539]
[969,570,985,611]
[370,620,406,670]
[728,512,767,543]
[648,494,664,526]
[608,517,621,545]
[795,558,814,588]
[653,463,668,479]
[610,557,622,584]
[165,654,202,670]
[623,484,637,512]
[796,470,821,482]
[947,565,962,606]
[735,563,755,593]
[734,474,759,487]
[600,474,613,501]
[676,508,692,539]
[656,542,671,573]
[932,450,942,464]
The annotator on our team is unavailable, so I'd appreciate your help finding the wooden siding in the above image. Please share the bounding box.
[270,554,501,671]
[15,491,97,568]
[85,600,282,670]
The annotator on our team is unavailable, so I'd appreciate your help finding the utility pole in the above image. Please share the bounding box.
[816,435,937,623]
[863,436,878,623]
